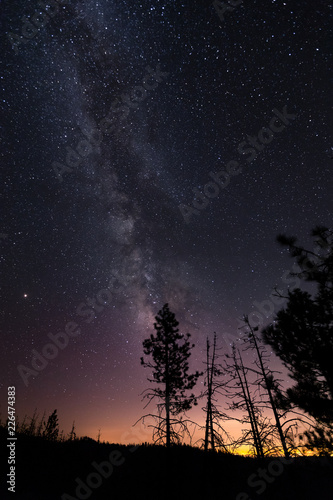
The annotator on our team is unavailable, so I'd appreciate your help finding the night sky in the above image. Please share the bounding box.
[1,0,332,445]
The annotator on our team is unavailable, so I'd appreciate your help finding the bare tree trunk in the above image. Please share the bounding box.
[209,334,217,451]
[204,338,210,451]
[233,347,262,458]
[165,335,171,449]
[238,350,264,458]
[205,334,217,451]
[244,317,289,458]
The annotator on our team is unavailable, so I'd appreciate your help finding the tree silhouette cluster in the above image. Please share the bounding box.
[263,226,333,453]
[139,226,333,457]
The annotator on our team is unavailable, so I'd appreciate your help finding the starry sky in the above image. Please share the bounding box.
[1,0,332,444]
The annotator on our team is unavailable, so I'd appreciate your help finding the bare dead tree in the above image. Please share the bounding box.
[236,347,264,458]
[68,420,77,441]
[204,334,216,451]
[240,315,289,457]
[223,344,265,457]
[198,334,236,454]
[37,410,46,437]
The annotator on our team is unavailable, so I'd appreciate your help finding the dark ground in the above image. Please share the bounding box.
[1,428,332,500]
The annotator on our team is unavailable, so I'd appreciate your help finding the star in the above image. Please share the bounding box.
[1,0,331,449]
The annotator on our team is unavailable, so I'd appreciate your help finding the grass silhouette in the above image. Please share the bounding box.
[1,422,333,500]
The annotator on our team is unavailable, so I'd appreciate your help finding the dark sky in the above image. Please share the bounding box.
[1,0,331,443]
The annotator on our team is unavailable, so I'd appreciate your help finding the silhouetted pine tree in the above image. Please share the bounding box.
[140,303,202,448]
[43,409,59,441]
[263,226,333,452]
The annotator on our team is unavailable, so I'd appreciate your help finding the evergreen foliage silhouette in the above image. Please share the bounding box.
[140,303,202,447]
[262,226,333,452]
[43,409,59,441]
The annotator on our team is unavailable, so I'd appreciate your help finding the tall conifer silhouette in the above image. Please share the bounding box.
[140,303,201,447]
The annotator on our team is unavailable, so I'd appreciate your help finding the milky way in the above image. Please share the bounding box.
[1,0,331,441]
